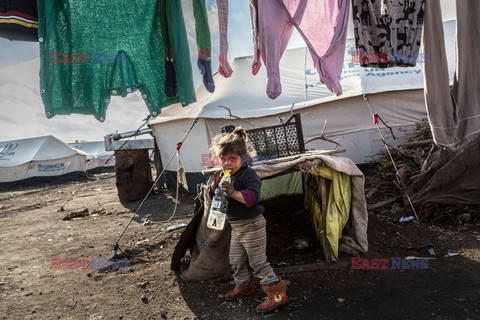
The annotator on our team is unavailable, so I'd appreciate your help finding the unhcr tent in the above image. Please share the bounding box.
[0,135,87,188]
[149,20,456,192]
[68,141,115,171]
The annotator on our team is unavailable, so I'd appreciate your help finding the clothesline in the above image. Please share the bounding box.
[2,0,479,151]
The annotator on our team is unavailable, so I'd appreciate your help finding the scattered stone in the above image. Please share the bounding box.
[161,310,168,319]
[87,313,103,320]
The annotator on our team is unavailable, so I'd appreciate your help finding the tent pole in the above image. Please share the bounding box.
[112,117,200,256]
[362,94,419,221]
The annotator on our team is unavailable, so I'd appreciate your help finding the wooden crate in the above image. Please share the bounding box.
[114,149,153,202]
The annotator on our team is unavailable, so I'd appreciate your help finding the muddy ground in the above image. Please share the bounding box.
[0,171,479,320]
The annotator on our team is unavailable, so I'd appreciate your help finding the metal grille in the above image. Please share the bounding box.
[246,114,305,158]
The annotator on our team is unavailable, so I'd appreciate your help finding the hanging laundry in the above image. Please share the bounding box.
[0,0,38,42]
[37,0,195,122]
[193,0,215,93]
[160,0,196,102]
[422,0,480,150]
[160,0,177,97]
[251,0,350,99]
[216,0,233,78]
[351,0,425,68]
[249,0,262,76]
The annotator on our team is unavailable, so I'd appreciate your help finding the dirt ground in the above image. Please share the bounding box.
[0,171,479,320]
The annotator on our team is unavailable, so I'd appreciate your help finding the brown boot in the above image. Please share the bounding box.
[225,277,256,301]
[256,280,288,313]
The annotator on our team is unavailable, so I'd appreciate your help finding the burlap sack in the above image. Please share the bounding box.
[179,185,232,281]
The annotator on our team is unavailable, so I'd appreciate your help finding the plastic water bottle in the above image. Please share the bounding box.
[207,170,231,230]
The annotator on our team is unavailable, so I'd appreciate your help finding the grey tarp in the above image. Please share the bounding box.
[422,0,480,150]
[254,152,368,256]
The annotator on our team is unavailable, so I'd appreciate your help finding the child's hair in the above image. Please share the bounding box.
[209,126,256,166]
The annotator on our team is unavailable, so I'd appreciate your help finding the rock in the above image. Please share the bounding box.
[141,294,148,304]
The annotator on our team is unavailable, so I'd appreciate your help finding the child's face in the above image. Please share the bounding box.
[221,153,242,174]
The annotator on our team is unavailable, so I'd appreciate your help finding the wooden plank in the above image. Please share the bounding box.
[402,139,433,147]
[367,195,402,210]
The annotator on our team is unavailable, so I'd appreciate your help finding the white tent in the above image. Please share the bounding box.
[149,20,456,191]
[0,135,87,186]
[68,141,115,171]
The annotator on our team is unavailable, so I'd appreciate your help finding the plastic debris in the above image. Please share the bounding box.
[143,220,155,226]
[445,252,460,257]
[399,216,415,223]
[458,213,472,222]
[294,238,309,249]
[167,223,187,232]
[426,244,436,256]
[140,214,152,222]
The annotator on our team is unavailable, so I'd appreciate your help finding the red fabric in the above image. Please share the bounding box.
[0,10,38,21]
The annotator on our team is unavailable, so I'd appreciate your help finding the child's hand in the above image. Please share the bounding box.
[221,181,235,196]
[212,170,222,190]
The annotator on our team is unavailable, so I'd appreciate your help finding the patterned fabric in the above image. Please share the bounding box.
[229,214,279,286]
[216,0,233,78]
[217,0,228,57]
[351,0,425,67]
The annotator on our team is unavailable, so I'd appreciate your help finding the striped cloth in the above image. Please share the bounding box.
[0,0,38,42]
[229,214,279,286]
[216,0,233,77]
[217,0,228,57]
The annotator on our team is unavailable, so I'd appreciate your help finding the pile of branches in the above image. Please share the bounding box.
[365,119,479,224]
